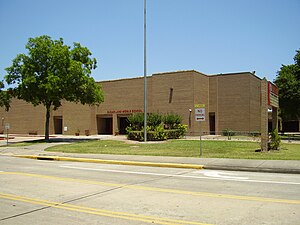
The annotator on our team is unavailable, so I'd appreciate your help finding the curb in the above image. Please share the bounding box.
[14,155,204,170]
[203,165,300,174]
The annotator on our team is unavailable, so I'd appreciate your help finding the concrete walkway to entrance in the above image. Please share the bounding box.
[0,135,299,174]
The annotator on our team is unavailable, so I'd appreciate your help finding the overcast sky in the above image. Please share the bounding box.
[0,0,299,82]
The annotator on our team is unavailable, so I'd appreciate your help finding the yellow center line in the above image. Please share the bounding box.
[1,171,299,205]
[0,192,211,225]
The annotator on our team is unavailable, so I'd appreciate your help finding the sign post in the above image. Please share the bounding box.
[194,104,205,157]
[5,123,10,146]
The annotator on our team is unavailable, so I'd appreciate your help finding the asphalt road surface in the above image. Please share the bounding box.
[0,156,299,225]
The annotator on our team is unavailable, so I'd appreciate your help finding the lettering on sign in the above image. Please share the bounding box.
[107,109,143,114]
[268,82,279,108]
[195,108,205,114]
[195,108,205,122]
[194,104,205,108]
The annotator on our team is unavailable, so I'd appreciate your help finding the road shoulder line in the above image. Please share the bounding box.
[14,155,204,170]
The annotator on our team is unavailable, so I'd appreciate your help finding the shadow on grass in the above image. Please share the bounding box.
[6,137,100,147]
[48,137,100,143]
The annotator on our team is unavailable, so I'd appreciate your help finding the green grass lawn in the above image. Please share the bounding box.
[45,139,300,160]
[1,140,45,147]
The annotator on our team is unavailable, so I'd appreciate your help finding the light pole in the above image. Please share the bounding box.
[143,0,147,142]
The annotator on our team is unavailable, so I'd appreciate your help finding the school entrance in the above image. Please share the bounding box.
[97,116,113,134]
[53,116,63,134]
[118,115,129,135]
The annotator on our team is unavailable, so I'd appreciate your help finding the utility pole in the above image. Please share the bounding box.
[143,0,147,142]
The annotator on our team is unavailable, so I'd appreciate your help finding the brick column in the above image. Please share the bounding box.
[272,106,278,131]
[89,105,97,135]
[112,114,118,135]
[261,78,268,151]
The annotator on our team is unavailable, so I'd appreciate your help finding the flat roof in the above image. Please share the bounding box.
[97,70,262,84]
[152,70,207,76]
[209,71,262,80]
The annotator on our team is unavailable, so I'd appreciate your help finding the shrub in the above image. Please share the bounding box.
[165,129,186,139]
[268,128,281,150]
[127,113,144,131]
[126,129,167,142]
[127,130,144,141]
[147,113,163,130]
[163,113,182,129]
[165,124,187,139]
[126,113,186,141]
[154,124,167,141]
[222,129,236,137]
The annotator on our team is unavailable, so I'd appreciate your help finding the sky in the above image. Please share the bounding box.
[0,0,299,83]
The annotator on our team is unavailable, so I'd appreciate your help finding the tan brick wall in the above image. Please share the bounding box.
[150,71,209,135]
[0,99,46,135]
[0,71,264,136]
[96,78,147,115]
[209,76,219,132]
[95,77,149,134]
[260,78,269,151]
[249,76,261,132]
[62,102,96,135]
[151,71,194,127]
[209,73,261,133]
[193,72,209,134]
[209,77,218,112]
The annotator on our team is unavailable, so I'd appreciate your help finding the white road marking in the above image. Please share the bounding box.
[59,165,300,185]
[202,171,249,180]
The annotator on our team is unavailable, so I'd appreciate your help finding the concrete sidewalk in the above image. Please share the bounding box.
[0,135,299,174]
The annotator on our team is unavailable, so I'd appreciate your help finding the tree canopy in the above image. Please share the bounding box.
[0,81,10,111]
[274,49,300,121]
[5,35,104,141]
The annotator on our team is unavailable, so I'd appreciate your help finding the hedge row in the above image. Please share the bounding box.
[126,113,187,141]
[127,113,183,131]
[127,128,186,141]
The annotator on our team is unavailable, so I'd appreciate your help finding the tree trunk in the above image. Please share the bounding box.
[45,105,51,142]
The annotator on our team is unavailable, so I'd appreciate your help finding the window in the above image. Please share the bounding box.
[169,88,173,103]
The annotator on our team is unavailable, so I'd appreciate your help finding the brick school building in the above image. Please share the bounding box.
[0,70,280,136]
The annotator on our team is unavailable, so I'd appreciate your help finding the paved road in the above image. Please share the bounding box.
[1,142,299,174]
[0,156,299,225]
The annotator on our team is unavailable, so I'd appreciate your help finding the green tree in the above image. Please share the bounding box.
[5,35,104,141]
[0,81,11,111]
[274,49,300,120]
[268,128,281,150]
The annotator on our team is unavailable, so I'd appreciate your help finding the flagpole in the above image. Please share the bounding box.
[143,0,147,142]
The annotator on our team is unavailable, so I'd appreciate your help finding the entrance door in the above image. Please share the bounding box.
[97,117,113,134]
[209,113,216,135]
[53,116,63,134]
[119,117,129,134]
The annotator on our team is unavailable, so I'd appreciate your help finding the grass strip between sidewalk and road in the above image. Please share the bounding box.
[45,139,300,160]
